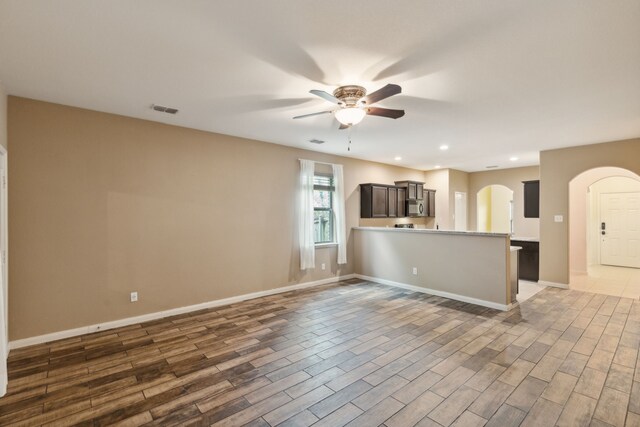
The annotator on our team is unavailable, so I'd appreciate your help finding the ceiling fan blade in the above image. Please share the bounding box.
[293,110,334,119]
[362,84,402,105]
[310,89,342,104]
[366,107,405,119]
[338,123,350,130]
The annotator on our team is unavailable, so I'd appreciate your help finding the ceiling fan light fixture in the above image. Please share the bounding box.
[335,107,366,126]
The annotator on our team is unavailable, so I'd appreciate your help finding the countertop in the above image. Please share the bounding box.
[510,236,540,242]
[353,227,509,238]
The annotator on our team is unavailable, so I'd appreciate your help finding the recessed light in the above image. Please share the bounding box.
[394,156,402,161]
[510,156,518,161]
[434,165,441,169]
[439,145,449,151]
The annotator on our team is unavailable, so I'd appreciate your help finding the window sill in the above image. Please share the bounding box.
[315,243,337,248]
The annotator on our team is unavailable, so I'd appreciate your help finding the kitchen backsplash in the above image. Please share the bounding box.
[358,217,434,229]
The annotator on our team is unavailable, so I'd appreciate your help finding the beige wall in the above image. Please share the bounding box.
[468,166,540,239]
[569,168,640,273]
[8,97,426,340]
[0,82,6,150]
[354,229,510,307]
[540,138,640,284]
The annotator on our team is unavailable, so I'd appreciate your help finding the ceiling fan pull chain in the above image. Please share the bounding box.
[348,127,352,151]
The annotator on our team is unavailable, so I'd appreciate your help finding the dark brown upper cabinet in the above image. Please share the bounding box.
[523,180,540,218]
[394,180,425,201]
[388,186,398,217]
[397,187,406,217]
[360,184,388,218]
[360,184,408,218]
[425,189,436,217]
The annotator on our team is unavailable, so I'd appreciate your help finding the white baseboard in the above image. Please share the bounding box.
[354,274,512,311]
[538,280,569,289]
[9,274,356,350]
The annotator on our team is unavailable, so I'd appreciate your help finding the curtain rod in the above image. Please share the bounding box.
[298,159,342,167]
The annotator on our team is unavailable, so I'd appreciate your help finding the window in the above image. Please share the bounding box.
[313,175,334,244]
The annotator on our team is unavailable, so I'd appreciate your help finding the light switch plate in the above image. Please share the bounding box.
[554,215,564,222]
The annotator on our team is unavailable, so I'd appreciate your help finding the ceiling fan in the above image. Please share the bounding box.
[293,84,405,128]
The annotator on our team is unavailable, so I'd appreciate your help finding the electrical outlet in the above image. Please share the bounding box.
[321,263,326,270]
[554,215,564,223]
[412,267,418,275]
[130,292,138,302]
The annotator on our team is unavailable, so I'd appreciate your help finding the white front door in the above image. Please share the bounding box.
[600,192,640,268]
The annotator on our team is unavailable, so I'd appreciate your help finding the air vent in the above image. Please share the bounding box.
[151,104,179,115]
[309,139,325,144]
[486,165,499,169]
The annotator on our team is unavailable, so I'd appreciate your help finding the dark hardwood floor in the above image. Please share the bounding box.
[1,279,639,426]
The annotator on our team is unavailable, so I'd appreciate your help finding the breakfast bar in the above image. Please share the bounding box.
[353,227,519,310]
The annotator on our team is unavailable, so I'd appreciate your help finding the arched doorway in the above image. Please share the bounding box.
[569,167,640,297]
[476,185,514,234]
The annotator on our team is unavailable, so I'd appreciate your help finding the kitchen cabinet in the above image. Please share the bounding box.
[397,187,406,217]
[523,180,540,218]
[388,187,398,217]
[425,189,436,217]
[361,184,408,218]
[360,184,389,218]
[511,240,539,282]
[394,181,424,201]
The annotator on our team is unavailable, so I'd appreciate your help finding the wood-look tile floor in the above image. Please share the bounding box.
[2,280,640,427]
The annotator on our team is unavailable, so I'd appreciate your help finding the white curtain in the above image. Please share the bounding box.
[0,255,6,397]
[299,159,316,270]
[332,164,347,264]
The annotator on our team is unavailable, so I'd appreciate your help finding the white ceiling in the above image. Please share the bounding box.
[1,1,639,172]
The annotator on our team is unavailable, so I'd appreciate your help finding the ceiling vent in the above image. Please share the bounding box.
[151,104,179,114]
[485,165,499,169]
[309,139,325,144]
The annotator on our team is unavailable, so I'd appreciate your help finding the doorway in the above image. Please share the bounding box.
[476,185,513,234]
[599,191,640,268]
[569,168,640,298]
[454,192,467,231]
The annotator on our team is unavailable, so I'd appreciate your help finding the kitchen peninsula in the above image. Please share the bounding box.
[354,227,519,310]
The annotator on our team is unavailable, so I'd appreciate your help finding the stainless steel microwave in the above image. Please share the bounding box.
[407,199,426,217]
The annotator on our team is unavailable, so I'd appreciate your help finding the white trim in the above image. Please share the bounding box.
[9,274,355,350]
[354,274,513,311]
[538,280,569,289]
